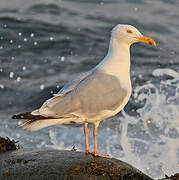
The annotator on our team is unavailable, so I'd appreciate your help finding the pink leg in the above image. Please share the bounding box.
[84,123,92,154]
[94,124,98,154]
[92,124,112,159]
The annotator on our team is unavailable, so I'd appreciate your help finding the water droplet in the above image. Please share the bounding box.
[18,120,23,125]
[17,77,21,82]
[61,56,65,61]
[0,46,3,49]
[40,84,45,90]
[9,72,14,78]
[18,32,22,36]
[34,42,38,46]
[11,56,15,60]
[50,37,54,41]
[138,74,142,78]
[22,66,26,71]
[18,45,21,48]
[30,33,34,37]
[134,7,138,11]
[0,68,3,72]
[24,38,28,42]
[0,84,4,88]
[146,119,151,124]
[10,40,13,43]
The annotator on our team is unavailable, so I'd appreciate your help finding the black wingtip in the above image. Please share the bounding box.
[12,114,18,119]
[11,112,53,120]
[11,112,32,120]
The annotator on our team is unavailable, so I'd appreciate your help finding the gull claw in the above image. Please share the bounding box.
[85,149,93,154]
[87,151,112,159]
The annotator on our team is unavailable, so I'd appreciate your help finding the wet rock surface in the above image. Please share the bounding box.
[0,148,153,180]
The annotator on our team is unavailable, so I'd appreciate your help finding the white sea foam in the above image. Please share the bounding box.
[152,68,179,78]
[118,68,179,178]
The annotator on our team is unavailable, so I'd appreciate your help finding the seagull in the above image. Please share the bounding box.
[12,24,156,158]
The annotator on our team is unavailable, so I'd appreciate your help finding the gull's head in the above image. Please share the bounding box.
[111,24,156,46]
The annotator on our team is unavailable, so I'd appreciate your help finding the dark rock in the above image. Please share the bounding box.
[0,136,21,153]
[0,148,153,180]
[159,173,179,180]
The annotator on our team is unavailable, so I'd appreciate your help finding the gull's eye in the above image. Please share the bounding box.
[127,29,133,33]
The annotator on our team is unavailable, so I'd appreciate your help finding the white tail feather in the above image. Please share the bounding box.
[23,116,84,131]
[24,119,69,131]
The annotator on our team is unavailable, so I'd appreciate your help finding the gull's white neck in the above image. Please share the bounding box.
[98,36,131,78]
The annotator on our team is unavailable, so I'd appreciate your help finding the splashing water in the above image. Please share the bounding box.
[119,68,179,178]
[47,68,179,179]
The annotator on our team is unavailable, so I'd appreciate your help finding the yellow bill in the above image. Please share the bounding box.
[138,36,156,46]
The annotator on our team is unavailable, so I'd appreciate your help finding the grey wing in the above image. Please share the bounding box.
[57,71,92,95]
[41,71,128,119]
[72,71,128,119]
[36,70,92,117]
